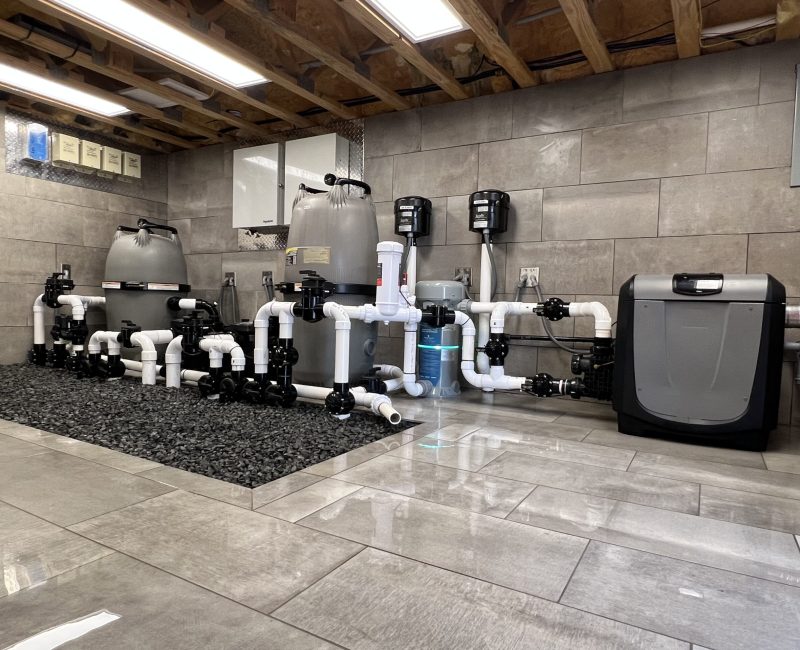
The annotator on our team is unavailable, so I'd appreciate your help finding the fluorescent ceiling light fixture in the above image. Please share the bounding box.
[364,0,466,42]
[0,62,128,116]
[50,0,268,88]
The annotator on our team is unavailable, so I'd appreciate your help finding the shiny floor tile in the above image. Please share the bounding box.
[584,429,767,469]
[629,452,800,500]
[509,486,800,586]
[257,479,362,522]
[335,454,535,517]
[763,451,800,475]
[481,452,700,514]
[562,542,800,650]
[301,487,587,600]
[699,485,800,535]
[0,432,52,459]
[479,417,592,441]
[303,431,419,477]
[0,553,335,649]
[252,472,324,510]
[0,501,113,597]
[274,548,688,650]
[70,490,363,613]
[463,428,635,470]
[138,465,252,508]
[386,438,505,471]
[419,422,482,441]
[553,412,618,432]
[29,433,161,474]
[0,451,173,526]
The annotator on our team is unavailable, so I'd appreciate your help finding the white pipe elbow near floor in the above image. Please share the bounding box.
[165,335,183,388]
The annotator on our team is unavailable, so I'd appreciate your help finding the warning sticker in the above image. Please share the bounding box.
[302,247,331,264]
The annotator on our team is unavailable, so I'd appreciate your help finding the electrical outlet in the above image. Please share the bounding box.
[224,271,237,286]
[455,266,472,287]
[262,270,273,285]
[60,263,71,280]
[519,267,539,288]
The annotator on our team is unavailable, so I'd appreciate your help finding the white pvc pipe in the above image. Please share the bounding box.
[294,383,402,424]
[376,241,403,317]
[402,322,431,397]
[477,239,492,376]
[455,311,526,391]
[165,335,183,388]
[406,242,417,298]
[33,294,46,345]
[56,294,106,321]
[374,364,404,392]
[323,302,352,385]
[129,330,173,385]
[463,300,613,339]
[569,302,613,338]
[786,306,800,328]
[254,300,296,375]
[200,334,245,371]
[87,331,122,356]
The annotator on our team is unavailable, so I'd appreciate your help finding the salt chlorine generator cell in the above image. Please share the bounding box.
[416,281,466,398]
[394,196,431,239]
[469,190,509,234]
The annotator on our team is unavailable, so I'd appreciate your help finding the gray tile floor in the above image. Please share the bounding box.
[1,391,800,649]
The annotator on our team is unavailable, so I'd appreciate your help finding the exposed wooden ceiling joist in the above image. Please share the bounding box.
[222,0,412,111]
[777,0,800,40]
[670,0,702,57]
[0,18,274,138]
[333,0,469,101]
[558,0,614,72]
[0,53,197,149]
[21,0,315,128]
[447,0,538,88]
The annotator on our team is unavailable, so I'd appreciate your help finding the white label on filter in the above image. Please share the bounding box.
[473,199,489,205]
[401,211,413,217]
[696,279,721,290]
[398,224,412,232]
[147,283,180,291]
[399,205,415,210]
[102,281,121,289]
[476,206,489,213]
[473,219,488,228]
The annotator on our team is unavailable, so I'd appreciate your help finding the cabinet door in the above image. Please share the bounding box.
[232,143,283,228]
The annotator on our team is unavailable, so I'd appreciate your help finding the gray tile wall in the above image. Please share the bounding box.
[363,41,800,424]
[0,108,168,364]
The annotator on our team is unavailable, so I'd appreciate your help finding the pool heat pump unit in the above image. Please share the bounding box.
[614,273,786,450]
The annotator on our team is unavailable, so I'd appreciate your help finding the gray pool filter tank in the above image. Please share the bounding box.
[416,281,465,397]
[284,178,379,385]
[103,220,189,350]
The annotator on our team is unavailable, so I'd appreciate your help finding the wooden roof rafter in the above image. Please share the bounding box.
[558,0,614,72]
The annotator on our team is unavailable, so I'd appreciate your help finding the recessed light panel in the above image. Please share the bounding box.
[364,0,466,42]
[51,0,268,88]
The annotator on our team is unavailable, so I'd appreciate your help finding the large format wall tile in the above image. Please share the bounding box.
[562,542,800,650]
[417,242,507,293]
[759,39,800,104]
[364,155,393,203]
[186,253,222,290]
[0,238,55,283]
[749,232,800,296]
[57,244,108,286]
[613,235,748,291]
[513,72,623,137]
[421,92,512,150]
[542,180,659,241]
[707,102,794,173]
[274,548,688,650]
[393,146,478,199]
[479,132,581,190]
[622,48,760,122]
[505,239,614,295]
[660,169,800,236]
[581,114,707,184]
[0,326,36,363]
[365,109,421,157]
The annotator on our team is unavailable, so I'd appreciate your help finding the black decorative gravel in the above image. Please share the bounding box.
[0,364,414,488]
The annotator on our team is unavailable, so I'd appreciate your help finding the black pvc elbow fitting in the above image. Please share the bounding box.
[420,305,456,328]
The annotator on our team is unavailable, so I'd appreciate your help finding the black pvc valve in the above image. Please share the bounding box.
[325,384,356,416]
[537,297,570,322]
[118,320,142,348]
[270,342,299,367]
[361,369,387,395]
[484,334,509,367]
[420,305,456,329]
[43,272,75,309]
[288,270,334,323]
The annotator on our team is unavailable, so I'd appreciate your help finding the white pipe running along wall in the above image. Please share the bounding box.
[200,334,245,371]
[406,242,417,303]
[253,300,296,375]
[451,311,524,390]
[293,384,402,424]
[463,300,613,339]
[128,330,173,385]
[477,239,493,377]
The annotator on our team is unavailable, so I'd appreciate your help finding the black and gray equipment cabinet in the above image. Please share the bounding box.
[613,273,786,451]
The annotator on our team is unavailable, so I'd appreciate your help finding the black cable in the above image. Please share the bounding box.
[533,284,588,355]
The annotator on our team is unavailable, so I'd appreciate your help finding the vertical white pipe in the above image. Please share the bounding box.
[376,241,403,316]
[33,294,46,345]
[165,335,183,388]
[406,241,417,295]
[477,239,492,380]
[323,302,351,385]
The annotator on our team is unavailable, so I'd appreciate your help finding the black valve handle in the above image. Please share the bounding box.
[137,218,178,235]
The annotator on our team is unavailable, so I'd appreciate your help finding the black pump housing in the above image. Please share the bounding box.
[469,190,509,234]
[394,196,431,238]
